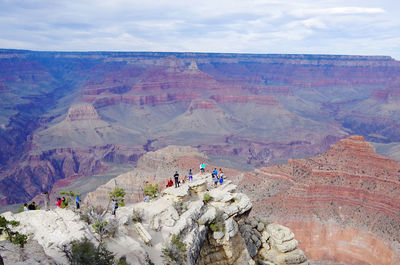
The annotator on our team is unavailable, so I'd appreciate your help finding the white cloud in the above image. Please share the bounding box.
[289,7,385,18]
[0,0,399,59]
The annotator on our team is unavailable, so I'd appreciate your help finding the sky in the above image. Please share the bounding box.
[1,0,400,59]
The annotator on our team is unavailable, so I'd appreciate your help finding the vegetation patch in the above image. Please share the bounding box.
[0,216,28,248]
[203,192,211,203]
[143,184,159,198]
[60,238,115,265]
[210,210,225,233]
[161,234,187,265]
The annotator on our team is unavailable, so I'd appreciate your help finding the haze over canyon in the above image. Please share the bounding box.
[0,49,400,264]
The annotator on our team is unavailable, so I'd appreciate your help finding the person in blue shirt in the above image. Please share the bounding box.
[75,195,80,209]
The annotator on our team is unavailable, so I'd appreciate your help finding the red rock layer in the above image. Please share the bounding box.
[284,221,396,265]
[238,136,400,264]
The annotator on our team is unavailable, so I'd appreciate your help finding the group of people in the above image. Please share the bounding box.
[212,168,224,186]
[166,163,224,189]
[23,202,37,211]
[167,168,194,188]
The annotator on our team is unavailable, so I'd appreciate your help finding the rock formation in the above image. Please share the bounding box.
[0,172,308,265]
[85,145,208,207]
[238,135,400,265]
[3,50,400,206]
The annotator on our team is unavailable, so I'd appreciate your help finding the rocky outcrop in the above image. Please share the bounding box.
[0,240,56,265]
[2,49,400,218]
[85,145,208,207]
[0,172,308,265]
[239,135,400,264]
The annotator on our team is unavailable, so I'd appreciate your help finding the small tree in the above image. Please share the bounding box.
[203,192,211,203]
[0,216,28,248]
[60,190,80,209]
[109,187,126,207]
[209,210,225,233]
[161,234,187,265]
[60,238,115,265]
[143,184,159,198]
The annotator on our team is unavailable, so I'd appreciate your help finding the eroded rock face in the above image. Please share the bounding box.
[238,136,400,264]
[85,145,208,207]
[1,169,307,265]
[0,240,56,265]
[4,51,400,206]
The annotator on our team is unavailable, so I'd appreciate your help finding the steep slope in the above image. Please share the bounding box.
[238,136,400,265]
[2,50,400,207]
[35,103,144,149]
[1,172,309,265]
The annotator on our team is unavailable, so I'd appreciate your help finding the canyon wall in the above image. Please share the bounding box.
[1,50,400,209]
[238,136,400,264]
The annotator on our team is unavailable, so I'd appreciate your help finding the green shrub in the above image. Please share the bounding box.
[117,256,130,265]
[0,216,28,248]
[132,210,142,223]
[209,210,225,233]
[60,190,80,209]
[203,192,211,203]
[61,238,115,265]
[173,201,187,216]
[161,234,187,265]
[109,187,126,207]
[143,184,159,198]
[79,212,91,224]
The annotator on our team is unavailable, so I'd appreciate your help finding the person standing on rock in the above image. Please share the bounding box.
[23,203,28,211]
[56,197,62,207]
[188,169,193,181]
[112,199,118,217]
[174,171,180,188]
[200,162,205,174]
[75,195,81,210]
[42,191,50,211]
[219,168,224,185]
[28,202,36,210]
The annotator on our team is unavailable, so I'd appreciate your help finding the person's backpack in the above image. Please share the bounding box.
[115,202,119,209]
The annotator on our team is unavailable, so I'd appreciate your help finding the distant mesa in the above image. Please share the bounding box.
[65,103,101,122]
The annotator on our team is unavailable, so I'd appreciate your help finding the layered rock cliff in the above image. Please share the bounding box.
[0,172,308,265]
[238,136,400,265]
[2,49,400,212]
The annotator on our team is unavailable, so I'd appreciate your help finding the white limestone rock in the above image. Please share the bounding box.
[134,223,152,245]
[198,207,216,225]
[266,223,294,244]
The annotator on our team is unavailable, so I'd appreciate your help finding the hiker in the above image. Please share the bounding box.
[219,169,224,185]
[42,191,50,211]
[188,169,193,181]
[167,178,173,187]
[112,199,118,217]
[174,171,180,188]
[75,195,80,209]
[212,173,218,187]
[200,162,205,173]
[23,203,28,212]
[213,168,218,178]
[28,202,36,210]
[61,197,67,207]
[56,198,62,207]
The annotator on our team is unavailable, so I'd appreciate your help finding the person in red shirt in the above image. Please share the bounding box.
[56,198,62,207]
[167,178,173,187]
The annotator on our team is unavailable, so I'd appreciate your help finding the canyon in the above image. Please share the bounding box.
[238,136,400,265]
[86,138,400,264]
[1,50,400,264]
[1,50,400,206]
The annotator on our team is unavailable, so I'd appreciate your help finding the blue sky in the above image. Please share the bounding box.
[1,0,400,59]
